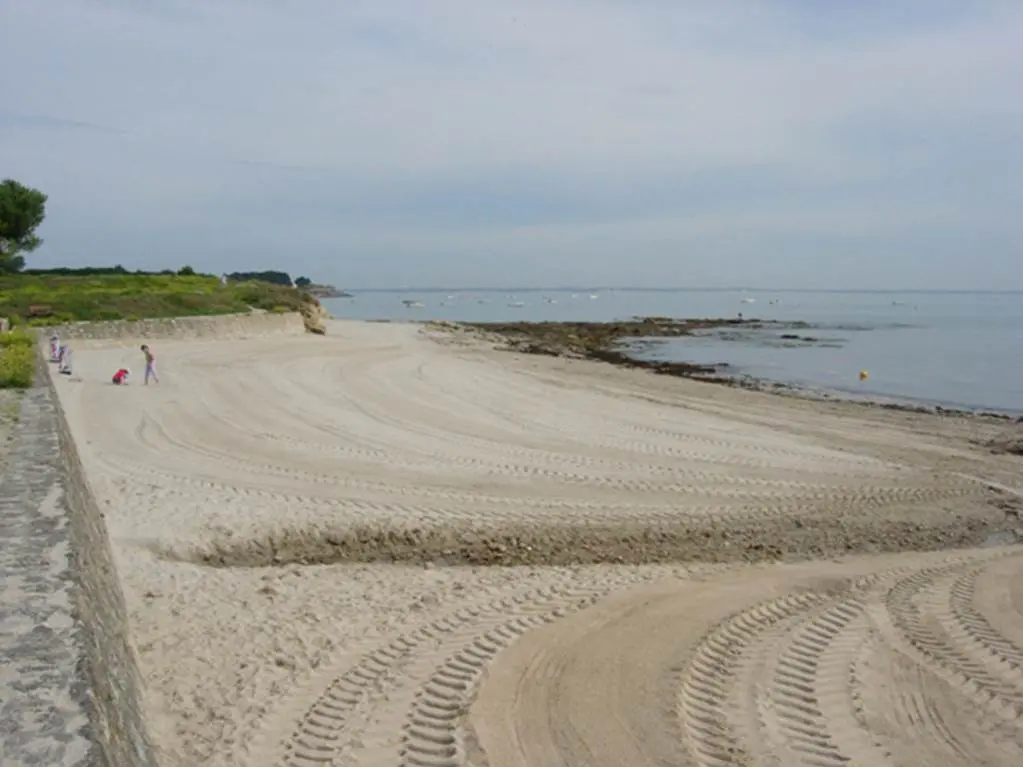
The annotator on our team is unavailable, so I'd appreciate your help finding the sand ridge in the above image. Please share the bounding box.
[50,319,1023,766]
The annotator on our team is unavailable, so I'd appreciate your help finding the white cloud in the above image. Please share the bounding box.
[0,0,1021,287]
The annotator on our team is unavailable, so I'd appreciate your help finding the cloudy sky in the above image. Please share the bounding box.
[2,1,1021,289]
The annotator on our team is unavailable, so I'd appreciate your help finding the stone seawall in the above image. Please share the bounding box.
[40,310,306,343]
[0,349,156,765]
[47,348,157,766]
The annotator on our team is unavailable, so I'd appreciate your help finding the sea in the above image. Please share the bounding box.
[321,289,1023,417]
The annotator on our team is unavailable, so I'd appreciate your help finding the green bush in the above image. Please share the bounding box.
[0,343,35,388]
[0,273,315,326]
[0,329,34,348]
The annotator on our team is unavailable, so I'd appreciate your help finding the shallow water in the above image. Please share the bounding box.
[323,289,1023,415]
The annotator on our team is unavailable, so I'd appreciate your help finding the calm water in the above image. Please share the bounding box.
[322,290,1023,415]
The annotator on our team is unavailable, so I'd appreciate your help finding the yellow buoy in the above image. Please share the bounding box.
[859,370,869,381]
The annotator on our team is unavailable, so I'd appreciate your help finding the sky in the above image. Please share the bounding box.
[1,0,1022,290]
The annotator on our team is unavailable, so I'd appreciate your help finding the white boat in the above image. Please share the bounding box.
[401,299,425,308]
[508,301,526,308]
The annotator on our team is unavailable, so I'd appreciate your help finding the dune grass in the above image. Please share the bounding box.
[0,273,314,327]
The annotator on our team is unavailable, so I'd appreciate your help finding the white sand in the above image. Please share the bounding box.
[52,319,1023,766]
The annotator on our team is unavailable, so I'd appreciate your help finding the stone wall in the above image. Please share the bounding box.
[40,310,306,342]
[0,359,96,766]
[48,347,157,766]
[0,349,157,765]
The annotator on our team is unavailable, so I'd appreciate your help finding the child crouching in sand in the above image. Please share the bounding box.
[112,368,130,385]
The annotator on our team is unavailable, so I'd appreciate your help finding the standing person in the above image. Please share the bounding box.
[58,345,73,375]
[141,344,159,385]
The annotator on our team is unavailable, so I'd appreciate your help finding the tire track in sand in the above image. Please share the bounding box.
[274,569,669,767]
[882,555,1023,720]
[466,549,1023,766]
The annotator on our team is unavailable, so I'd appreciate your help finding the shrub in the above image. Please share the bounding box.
[0,273,320,329]
[0,342,35,388]
[0,329,34,348]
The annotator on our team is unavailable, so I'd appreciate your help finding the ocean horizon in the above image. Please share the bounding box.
[322,288,1023,416]
[344,287,1023,295]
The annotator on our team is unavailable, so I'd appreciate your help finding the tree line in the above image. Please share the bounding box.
[225,270,294,285]
[1,177,315,287]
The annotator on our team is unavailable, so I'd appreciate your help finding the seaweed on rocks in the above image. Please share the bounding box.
[447,317,767,382]
[987,430,1023,456]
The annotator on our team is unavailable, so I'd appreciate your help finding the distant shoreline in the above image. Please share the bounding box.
[428,318,1022,422]
[704,373,1022,422]
[340,287,1023,295]
[303,284,352,298]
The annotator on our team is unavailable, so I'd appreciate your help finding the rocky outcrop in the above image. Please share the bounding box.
[988,430,1023,456]
[437,317,754,382]
[299,301,331,335]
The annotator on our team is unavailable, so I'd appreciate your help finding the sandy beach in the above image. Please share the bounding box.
[51,319,1023,766]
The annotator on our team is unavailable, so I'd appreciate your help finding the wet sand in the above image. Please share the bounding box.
[51,319,1023,766]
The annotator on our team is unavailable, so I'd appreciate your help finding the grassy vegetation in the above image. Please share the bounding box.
[0,273,325,387]
[0,273,316,327]
[0,329,36,389]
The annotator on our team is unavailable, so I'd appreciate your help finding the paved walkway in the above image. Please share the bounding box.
[0,385,95,766]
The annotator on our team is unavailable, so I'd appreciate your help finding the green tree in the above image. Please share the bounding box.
[226,270,293,286]
[0,179,48,273]
[295,276,312,287]
[178,265,196,276]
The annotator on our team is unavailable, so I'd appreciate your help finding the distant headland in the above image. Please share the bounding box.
[301,282,353,299]
[222,271,352,298]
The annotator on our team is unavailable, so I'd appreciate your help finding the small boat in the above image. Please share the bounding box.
[508,301,526,308]
[401,299,425,308]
